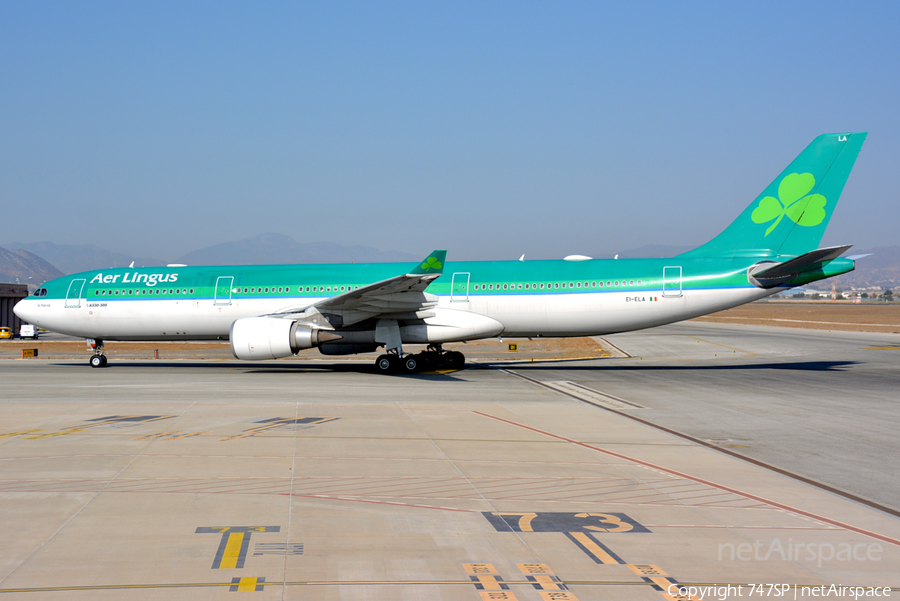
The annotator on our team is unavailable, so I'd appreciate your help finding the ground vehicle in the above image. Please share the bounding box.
[0,327,12,340]
[19,325,38,339]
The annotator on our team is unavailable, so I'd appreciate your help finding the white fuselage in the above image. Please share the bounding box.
[16,286,773,342]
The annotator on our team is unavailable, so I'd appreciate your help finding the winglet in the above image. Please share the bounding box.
[409,250,447,275]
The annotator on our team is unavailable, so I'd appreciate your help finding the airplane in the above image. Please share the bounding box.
[15,132,867,373]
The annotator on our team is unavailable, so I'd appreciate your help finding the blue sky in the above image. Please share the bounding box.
[2,1,898,261]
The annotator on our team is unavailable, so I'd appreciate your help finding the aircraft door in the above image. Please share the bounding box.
[65,279,86,308]
[215,276,234,305]
[450,272,470,302]
[663,266,682,297]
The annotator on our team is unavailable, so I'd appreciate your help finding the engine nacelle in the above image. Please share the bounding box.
[230,317,339,360]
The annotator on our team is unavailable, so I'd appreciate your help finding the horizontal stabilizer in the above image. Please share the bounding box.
[754,245,853,280]
[749,245,853,288]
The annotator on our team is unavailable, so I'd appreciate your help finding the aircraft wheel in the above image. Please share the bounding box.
[90,355,105,368]
[444,351,465,369]
[401,355,423,374]
[375,354,394,374]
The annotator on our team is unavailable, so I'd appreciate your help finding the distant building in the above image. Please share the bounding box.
[1,283,28,330]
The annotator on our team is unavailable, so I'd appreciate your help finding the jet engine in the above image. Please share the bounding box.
[230,317,341,360]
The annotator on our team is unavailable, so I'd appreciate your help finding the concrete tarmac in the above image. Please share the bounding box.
[0,322,898,599]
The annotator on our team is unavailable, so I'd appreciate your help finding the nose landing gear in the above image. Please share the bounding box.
[87,339,108,368]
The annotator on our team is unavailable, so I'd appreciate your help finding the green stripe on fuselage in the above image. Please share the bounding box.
[38,256,796,302]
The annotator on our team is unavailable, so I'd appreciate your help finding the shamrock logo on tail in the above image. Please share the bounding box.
[421,256,443,272]
[751,173,827,236]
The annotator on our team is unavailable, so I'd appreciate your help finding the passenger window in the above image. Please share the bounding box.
[629,280,634,286]
[614,281,619,287]
[189,289,194,294]
[576,282,581,288]
[637,280,642,285]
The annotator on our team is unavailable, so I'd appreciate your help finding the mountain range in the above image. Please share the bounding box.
[2,236,897,291]
[3,241,165,275]
[0,247,64,286]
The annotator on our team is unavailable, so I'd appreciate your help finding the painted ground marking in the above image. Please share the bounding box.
[196,526,280,569]
[219,417,338,441]
[25,415,176,439]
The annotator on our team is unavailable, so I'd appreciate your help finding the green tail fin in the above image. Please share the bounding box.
[680,133,867,258]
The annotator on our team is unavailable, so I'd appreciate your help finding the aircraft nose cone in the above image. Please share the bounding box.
[13,298,38,324]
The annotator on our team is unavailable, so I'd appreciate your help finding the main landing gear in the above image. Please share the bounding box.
[87,339,108,368]
[374,344,465,375]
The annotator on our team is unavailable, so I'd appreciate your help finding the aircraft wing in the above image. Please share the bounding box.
[272,250,447,328]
